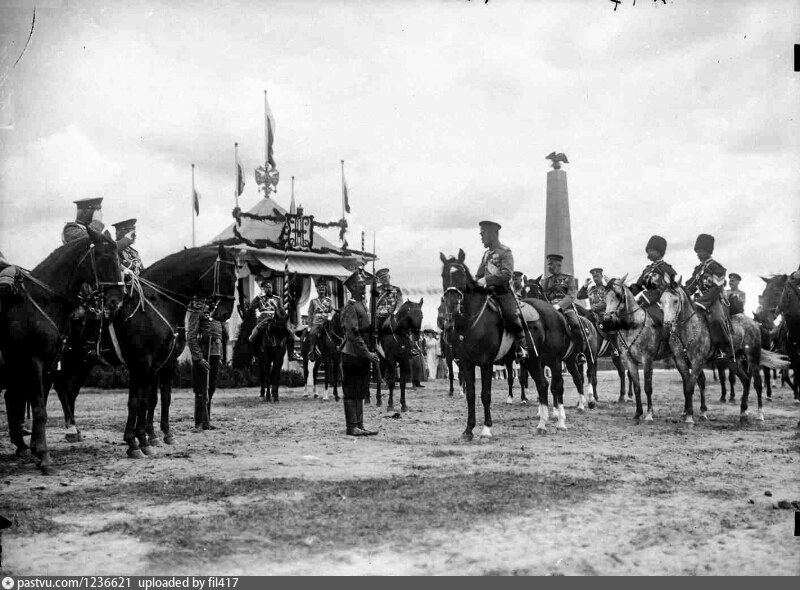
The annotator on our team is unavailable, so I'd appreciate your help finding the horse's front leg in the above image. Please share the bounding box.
[526,357,550,434]
[399,356,409,412]
[461,364,476,441]
[566,361,587,412]
[386,360,396,411]
[697,367,708,420]
[505,359,514,405]
[271,353,281,402]
[612,352,626,403]
[136,373,156,456]
[4,388,29,457]
[551,361,567,432]
[145,378,161,446]
[642,358,655,422]
[159,363,176,444]
[28,358,56,474]
[479,362,493,438]
[623,353,643,419]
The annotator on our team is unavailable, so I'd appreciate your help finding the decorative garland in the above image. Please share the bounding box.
[220,226,374,260]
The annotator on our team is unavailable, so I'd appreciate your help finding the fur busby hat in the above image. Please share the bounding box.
[694,233,715,254]
[645,235,667,257]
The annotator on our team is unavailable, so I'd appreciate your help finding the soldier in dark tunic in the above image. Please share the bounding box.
[685,233,733,360]
[248,278,301,362]
[340,271,379,436]
[187,296,224,431]
[577,267,607,321]
[374,267,404,329]
[111,218,144,275]
[630,235,676,324]
[307,281,333,360]
[0,249,20,307]
[475,220,528,359]
[542,254,584,351]
[726,273,746,316]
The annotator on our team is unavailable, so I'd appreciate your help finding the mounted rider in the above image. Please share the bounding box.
[475,220,528,359]
[0,249,21,310]
[249,277,302,362]
[685,233,733,360]
[307,280,334,360]
[542,253,584,354]
[187,296,223,432]
[112,218,144,276]
[62,198,131,362]
[630,235,676,323]
[725,273,746,315]
[374,267,404,330]
[577,267,607,321]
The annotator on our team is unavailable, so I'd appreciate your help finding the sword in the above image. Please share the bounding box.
[571,303,595,365]
[512,287,538,358]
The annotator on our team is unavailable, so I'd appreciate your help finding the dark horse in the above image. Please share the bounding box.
[440,250,586,438]
[250,307,290,402]
[1,230,124,473]
[376,299,424,411]
[760,275,800,403]
[301,311,344,401]
[522,276,600,411]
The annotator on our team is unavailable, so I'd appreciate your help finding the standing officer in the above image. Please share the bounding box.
[577,267,607,320]
[340,271,379,436]
[186,296,223,431]
[726,273,746,315]
[686,233,732,360]
[542,254,584,351]
[630,235,676,320]
[374,267,404,330]
[475,220,527,359]
[111,218,144,275]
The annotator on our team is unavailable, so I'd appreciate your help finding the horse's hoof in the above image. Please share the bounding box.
[387,404,394,411]
[588,400,596,410]
[127,448,145,459]
[148,436,163,447]
[756,411,765,422]
[140,444,156,456]
[644,414,654,423]
[740,414,749,424]
[616,397,624,404]
[719,397,725,403]
[15,447,31,459]
[164,434,175,445]
[40,464,57,476]
[576,405,585,413]
[699,413,709,422]
[479,426,492,439]
[505,396,513,405]
[536,426,548,435]
[460,431,473,442]
[521,399,528,406]
[401,405,408,413]
[65,432,81,443]
[376,399,382,407]
[448,391,454,397]
[556,424,567,432]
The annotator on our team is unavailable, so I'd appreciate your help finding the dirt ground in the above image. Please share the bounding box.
[1,369,799,576]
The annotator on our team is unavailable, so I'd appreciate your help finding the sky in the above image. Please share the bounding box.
[1,0,798,323]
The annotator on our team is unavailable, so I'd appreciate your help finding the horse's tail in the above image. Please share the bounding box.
[760,349,791,370]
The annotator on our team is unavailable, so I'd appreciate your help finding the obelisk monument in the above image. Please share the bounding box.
[543,152,574,277]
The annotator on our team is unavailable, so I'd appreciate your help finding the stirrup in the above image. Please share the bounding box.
[516,347,528,360]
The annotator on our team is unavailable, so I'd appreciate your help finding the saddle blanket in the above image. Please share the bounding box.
[492,300,540,362]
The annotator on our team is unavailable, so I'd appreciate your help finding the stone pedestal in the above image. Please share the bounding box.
[543,168,574,277]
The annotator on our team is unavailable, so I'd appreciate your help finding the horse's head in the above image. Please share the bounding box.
[760,274,791,317]
[659,275,685,329]
[397,298,424,332]
[522,275,546,300]
[83,228,125,315]
[199,244,238,322]
[439,250,474,329]
[601,274,628,327]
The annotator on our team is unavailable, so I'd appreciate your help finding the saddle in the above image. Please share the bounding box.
[488,298,540,362]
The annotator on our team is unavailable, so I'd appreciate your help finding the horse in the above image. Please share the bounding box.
[1,230,124,474]
[440,250,590,437]
[375,299,424,411]
[759,275,800,403]
[249,307,290,403]
[522,276,600,411]
[300,311,344,402]
[659,279,788,424]
[437,298,527,404]
[601,277,674,422]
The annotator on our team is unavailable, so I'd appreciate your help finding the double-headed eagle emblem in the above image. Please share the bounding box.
[546,152,569,169]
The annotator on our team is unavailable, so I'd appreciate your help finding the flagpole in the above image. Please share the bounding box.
[191,163,196,248]
[341,159,345,220]
[291,176,295,212]
[234,142,240,210]
[264,90,269,165]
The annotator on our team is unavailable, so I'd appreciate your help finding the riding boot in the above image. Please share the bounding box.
[514,332,528,360]
[193,395,205,431]
[344,399,367,436]
[356,397,378,436]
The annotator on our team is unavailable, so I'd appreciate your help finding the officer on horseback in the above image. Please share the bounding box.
[475,220,528,359]
[542,253,584,353]
[726,273,746,315]
[249,277,301,362]
[577,267,607,320]
[374,267,403,329]
[0,249,20,309]
[187,296,223,431]
[630,235,676,319]
[307,280,333,360]
[685,233,733,360]
[340,270,379,436]
[111,218,143,275]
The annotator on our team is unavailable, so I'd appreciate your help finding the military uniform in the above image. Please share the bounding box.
[249,286,299,361]
[374,268,404,328]
[475,223,526,354]
[628,235,676,328]
[512,271,525,298]
[0,250,20,304]
[187,298,223,430]
[340,271,378,436]
[726,273,746,315]
[686,233,732,356]
[577,269,608,318]
[111,218,143,275]
[542,254,585,349]
[307,288,333,358]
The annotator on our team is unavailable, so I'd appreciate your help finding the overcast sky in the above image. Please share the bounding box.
[1,0,798,318]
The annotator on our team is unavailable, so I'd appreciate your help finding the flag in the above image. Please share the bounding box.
[342,173,350,214]
[236,153,246,196]
[265,94,276,168]
[193,187,201,215]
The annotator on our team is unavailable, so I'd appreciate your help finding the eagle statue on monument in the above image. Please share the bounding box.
[546,152,569,169]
